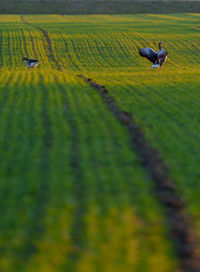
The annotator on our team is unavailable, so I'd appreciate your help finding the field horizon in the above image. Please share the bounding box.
[0,1,200,14]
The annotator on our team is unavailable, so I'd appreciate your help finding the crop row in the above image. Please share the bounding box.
[0,68,176,271]
[1,14,200,271]
[1,15,200,71]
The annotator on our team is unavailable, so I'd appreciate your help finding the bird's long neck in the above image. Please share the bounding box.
[159,44,162,49]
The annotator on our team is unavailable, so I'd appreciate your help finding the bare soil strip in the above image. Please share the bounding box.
[79,75,200,272]
[20,16,62,71]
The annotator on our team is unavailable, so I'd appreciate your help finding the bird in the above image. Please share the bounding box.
[21,57,39,70]
[138,42,167,70]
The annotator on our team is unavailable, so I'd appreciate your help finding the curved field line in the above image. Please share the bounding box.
[61,36,79,70]
[84,34,107,67]
[79,75,200,272]
[20,16,62,71]
[70,38,85,70]
[114,34,142,66]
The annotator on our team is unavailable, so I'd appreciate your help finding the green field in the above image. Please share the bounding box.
[0,14,200,271]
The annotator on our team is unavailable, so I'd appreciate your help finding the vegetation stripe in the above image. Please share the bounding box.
[27,29,37,57]
[79,75,200,272]
[62,37,79,70]
[22,74,52,259]
[56,78,86,269]
[21,29,29,57]
[20,16,62,71]
[0,30,3,68]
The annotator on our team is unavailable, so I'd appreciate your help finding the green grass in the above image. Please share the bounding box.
[1,14,200,271]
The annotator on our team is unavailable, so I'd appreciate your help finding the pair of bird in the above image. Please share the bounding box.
[21,42,167,70]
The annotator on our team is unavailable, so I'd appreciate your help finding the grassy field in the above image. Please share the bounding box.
[0,14,200,271]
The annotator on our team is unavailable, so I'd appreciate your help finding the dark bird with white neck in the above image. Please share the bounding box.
[21,57,39,70]
[138,42,167,70]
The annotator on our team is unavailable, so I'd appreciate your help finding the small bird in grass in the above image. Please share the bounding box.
[21,57,39,70]
[138,42,168,70]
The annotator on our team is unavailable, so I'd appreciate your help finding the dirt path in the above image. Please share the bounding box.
[79,75,200,272]
[20,16,62,71]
